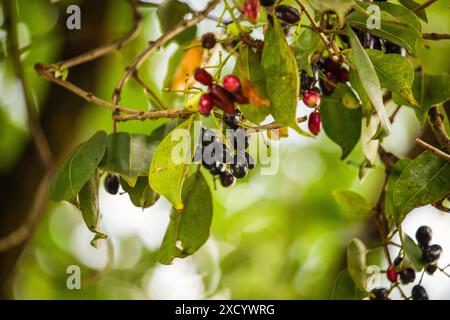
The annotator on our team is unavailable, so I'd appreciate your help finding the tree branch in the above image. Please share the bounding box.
[413,0,438,13]
[416,138,450,162]
[112,0,221,106]
[429,107,450,153]
[423,33,450,41]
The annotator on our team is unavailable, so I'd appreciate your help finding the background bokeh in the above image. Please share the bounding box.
[0,0,449,299]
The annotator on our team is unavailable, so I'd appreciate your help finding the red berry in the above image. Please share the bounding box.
[386,265,398,283]
[308,111,321,136]
[231,91,249,104]
[303,90,321,108]
[194,68,213,86]
[199,94,213,116]
[223,75,242,93]
[244,0,260,22]
[210,84,235,114]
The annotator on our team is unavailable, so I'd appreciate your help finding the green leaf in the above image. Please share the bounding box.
[406,73,450,126]
[309,0,355,26]
[100,132,162,187]
[394,151,450,224]
[234,46,270,124]
[149,115,197,210]
[120,176,160,209]
[362,49,417,107]
[385,159,412,229]
[293,28,320,77]
[49,131,108,202]
[157,0,196,45]
[347,25,391,137]
[332,190,371,218]
[79,171,107,248]
[158,171,213,264]
[347,238,368,291]
[398,0,428,22]
[403,233,424,271]
[261,20,308,136]
[349,69,372,117]
[332,269,367,300]
[320,84,362,159]
[348,2,422,57]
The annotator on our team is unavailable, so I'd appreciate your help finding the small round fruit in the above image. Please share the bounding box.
[386,265,398,283]
[199,94,213,116]
[231,162,248,179]
[415,225,432,249]
[209,162,224,176]
[394,256,403,267]
[399,268,416,284]
[412,285,429,300]
[422,244,443,264]
[337,67,349,83]
[260,0,275,6]
[194,68,213,86]
[275,5,301,24]
[201,32,217,49]
[425,264,437,275]
[223,113,241,129]
[370,288,389,300]
[220,170,235,187]
[300,70,317,93]
[245,152,255,169]
[303,90,321,108]
[223,75,242,93]
[385,41,406,56]
[210,84,235,114]
[105,174,120,195]
[244,0,260,22]
[308,111,321,136]
[233,128,250,151]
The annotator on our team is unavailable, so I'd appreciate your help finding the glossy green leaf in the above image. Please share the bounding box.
[398,0,428,22]
[349,69,372,117]
[347,25,391,137]
[100,132,162,187]
[332,269,367,300]
[234,46,270,124]
[348,2,422,57]
[158,171,212,264]
[385,159,412,229]
[79,171,107,248]
[347,238,368,291]
[394,151,450,224]
[157,0,196,45]
[262,20,308,136]
[359,49,417,107]
[320,84,362,159]
[121,176,160,209]
[293,28,320,77]
[403,233,424,271]
[149,115,197,210]
[332,190,371,218]
[49,131,107,202]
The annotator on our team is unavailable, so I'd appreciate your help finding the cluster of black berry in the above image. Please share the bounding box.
[371,226,444,300]
[197,111,255,188]
[351,27,406,56]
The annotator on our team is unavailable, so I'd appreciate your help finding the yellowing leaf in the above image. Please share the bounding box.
[170,46,205,90]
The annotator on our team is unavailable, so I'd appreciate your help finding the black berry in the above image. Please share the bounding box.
[220,170,235,187]
[245,152,255,169]
[422,244,443,264]
[385,41,406,56]
[353,28,374,49]
[233,128,250,151]
[399,268,416,285]
[209,162,224,176]
[275,5,301,24]
[415,225,432,249]
[425,264,437,275]
[202,129,217,146]
[260,0,275,6]
[223,113,241,129]
[411,285,429,300]
[201,32,217,49]
[370,288,389,300]
[394,256,403,267]
[230,155,249,179]
[105,174,120,195]
[300,69,318,93]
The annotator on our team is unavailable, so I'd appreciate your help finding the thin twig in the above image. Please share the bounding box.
[429,107,450,153]
[423,33,450,41]
[3,0,53,169]
[113,109,196,122]
[251,116,308,132]
[416,138,450,162]
[413,0,438,13]
[112,0,221,106]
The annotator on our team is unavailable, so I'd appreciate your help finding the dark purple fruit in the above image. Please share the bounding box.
[233,128,250,151]
[231,91,249,104]
[353,28,374,49]
[210,84,235,114]
[275,5,301,24]
[370,288,389,300]
[372,36,384,51]
[202,129,217,146]
[201,32,217,49]
[209,162,224,176]
[425,264,437,275]
[245,152,255,169]
[422,244,443,264]
[412,285,429,300]
[220,170,235,187]
[223,113,241,129]
[399,268,416,284]
[300,70,318,93]
[231,162,248,179]
[415,225,432,249]
[105,174,120,195]
[394,256,403,267]
[194,68,213,86]
[385,41,406,56]
[260,0,275,6]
